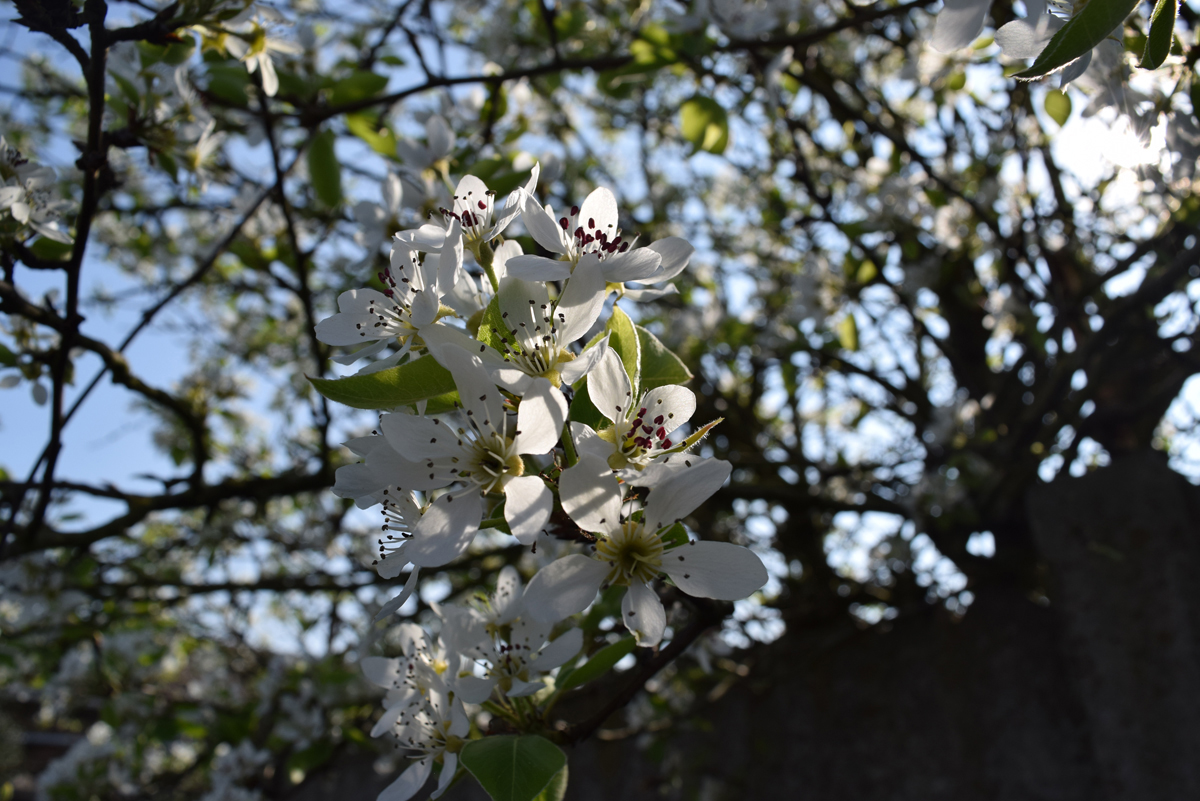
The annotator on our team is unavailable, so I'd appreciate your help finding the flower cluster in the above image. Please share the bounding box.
[0,137,73,244]
[317,167,768,800]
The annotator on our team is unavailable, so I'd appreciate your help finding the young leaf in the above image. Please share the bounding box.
[568,380,608,432]
[459,735,567,801]
[329,70,388,106]
[308,355,456,410]
[345,113,398,157]
[477,295,509,352]
[837,313,859,352]
[1139,0,1177,70]
[558,637,636,691]
[605,305,641,395]
[533,765,568,801]
[1044,89,1072,126]
[1014,0,1137,80]
[636,325,692,389]
[308,129,342,207]
[680,96,729,155]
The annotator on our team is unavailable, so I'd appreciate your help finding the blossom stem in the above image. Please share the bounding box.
[561,421,579,468]
[477,240,499,293]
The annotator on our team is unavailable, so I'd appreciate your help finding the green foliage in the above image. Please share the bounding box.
[309,355,457,409]
[1044,89,1072,126]
[1139,0,1177,69]
[459,735,567,801]
[605,304,641,393]
[680,96,729,155]
[308,129,343,207]
[557,637,636,689]
[1015,0,1138,79]
[345,112,399,156]
[329,70,389,106]
[636,325,692,389]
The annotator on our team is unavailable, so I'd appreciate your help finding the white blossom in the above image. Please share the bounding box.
[523,455,767,646]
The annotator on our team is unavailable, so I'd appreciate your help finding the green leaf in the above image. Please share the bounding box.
[636,325,691,389]
[1044,89,1072,126]
[1139,0,1177,70]
[329,70,389,105]
[459,735,567,801]
[837,314,859,352]
[0,343,17,367]
[309,355,457,410]
[680,96,729,155]
[477,294,509,352]
[605,305,641,395]
[533,765,568,801]
[206,64,249,107]
[28,237,74,262]
[1015,0,1136,80]
[345,113,398,157]
[558,637,636,691]
[568,380,607,432]
[308,129,342,207]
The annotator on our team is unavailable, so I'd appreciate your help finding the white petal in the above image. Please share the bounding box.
[570,422,611,462]
[315,312,386,346]
[588,347,632,424]
[533,627,583,671]
[422,324,507,373]
[490,239,523,282]
[507,678,546,697]
[639,385,696,437]
[425,115,455,159]
[505,254,572,281]
[930,0,992,53]
[431,753,457,799]
[558,334,610,386]
[492,565,524,624]
[521,193,568,254]
[555,259,607,345]
[258,54,279,97]
[523,554,609,623]
[994,16,1061,59]
[371,700,408,738]
[378,758,432,801]
[449,698,470,737]
[559,454,623,535]
[373,567,422,621]
[331,338,388,364]
[379,413,464,460]
[406,492,482,567]
[439,345,504,429]
[495,274,547,340]
[577,187,619,244]
[332,462,387,508]
[504,476,553,545]
[662,541,768,600]
[646,237,694,282]
[513,379,566,455]
[600,248,662,283]
[453,675,496,704]
[621,285,678,302]
[362,656,403,688]
[643,458,732,532]
[622,581,666,647]
[384,173,404,213]
[436,218,464,290]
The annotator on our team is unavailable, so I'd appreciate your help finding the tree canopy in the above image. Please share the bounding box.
[2,0,1199,797]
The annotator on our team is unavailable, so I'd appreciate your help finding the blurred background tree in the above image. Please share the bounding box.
[2,0,1200,797]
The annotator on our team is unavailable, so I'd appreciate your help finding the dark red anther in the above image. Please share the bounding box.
[560,217,569,229]
[571,205,580,216]
[663,439,672,448]
[478,200,487,210]
[619,242,630,252]
[654,415,664,425]
[656,427,667,439]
